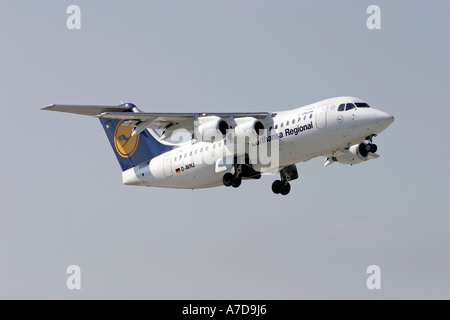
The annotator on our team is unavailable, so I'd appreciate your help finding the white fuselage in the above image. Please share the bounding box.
[122,97,394,189]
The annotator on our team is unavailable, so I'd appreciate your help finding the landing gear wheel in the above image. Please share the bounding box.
[280,182,291,195]
[272,180,284,194]
[223,173,234,187]
[231,176,242,188]
[366,135,378,153]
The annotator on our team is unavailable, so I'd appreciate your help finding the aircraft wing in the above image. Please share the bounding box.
[98,111,270,131]
[42,104,271,138]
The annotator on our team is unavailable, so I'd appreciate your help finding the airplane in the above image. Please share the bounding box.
[42,96,394,195]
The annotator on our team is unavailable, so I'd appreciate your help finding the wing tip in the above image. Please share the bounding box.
[41,104,54,111]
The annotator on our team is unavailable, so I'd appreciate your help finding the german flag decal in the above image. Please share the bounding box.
[175,168,181,174]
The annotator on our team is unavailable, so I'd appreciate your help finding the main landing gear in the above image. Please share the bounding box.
[222,156,298,195]
[223,171,242,188]
[272,180,291,195]
[272,164,299,196]
[223,155,261,189]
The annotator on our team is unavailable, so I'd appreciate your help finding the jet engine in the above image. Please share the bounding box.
[234,117,265,140]
[196,116,229,142]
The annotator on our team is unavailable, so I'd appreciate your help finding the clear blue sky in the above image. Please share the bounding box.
[0,0,449,299]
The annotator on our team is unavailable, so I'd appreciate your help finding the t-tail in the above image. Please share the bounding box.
[42,103,174,171]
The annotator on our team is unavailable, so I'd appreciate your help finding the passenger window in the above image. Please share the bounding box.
[200,148,203,152]
[189,151,192,156]
[206,146,208,151]
[184,154,187,158]
[338,104,345,111]
[179,155,182,160]
[346,103,355,111]
[218,142,221,147]
[303,116,306,120]
[275,124,278,129]
[281,123,284,128]
[195,150,197,155]
[174,157,176,162]
[286,121,290,126]
[298,118,301,122]
[292,119,295,124]
[213,144,216,149]
[309,114,312,119]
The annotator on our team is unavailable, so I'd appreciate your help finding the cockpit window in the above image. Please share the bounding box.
[355,102,370,108]
[346,103,355,111]
[338,104,345,111]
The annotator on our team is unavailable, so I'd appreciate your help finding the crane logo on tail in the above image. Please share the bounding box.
[114,120,139,158]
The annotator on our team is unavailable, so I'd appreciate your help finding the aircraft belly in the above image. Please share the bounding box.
[279,128,343,166]
[143,154,222,189]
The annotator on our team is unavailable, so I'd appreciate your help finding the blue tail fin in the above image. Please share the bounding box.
[99,103,173,171]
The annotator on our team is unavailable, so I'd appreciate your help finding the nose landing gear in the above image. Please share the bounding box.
[367,143,377,153]
[365,135,378,153]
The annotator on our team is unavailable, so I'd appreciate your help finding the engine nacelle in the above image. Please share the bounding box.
[332,142,370,165]
[234,118,265,140]
[196,116,229,142]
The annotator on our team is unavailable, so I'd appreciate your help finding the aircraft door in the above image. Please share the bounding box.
[163,157,173,178]
[316,104,328,129]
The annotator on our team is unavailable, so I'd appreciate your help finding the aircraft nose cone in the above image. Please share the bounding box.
[388,114,394,125]
[374,110,395,131]
[379,111,395,126]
